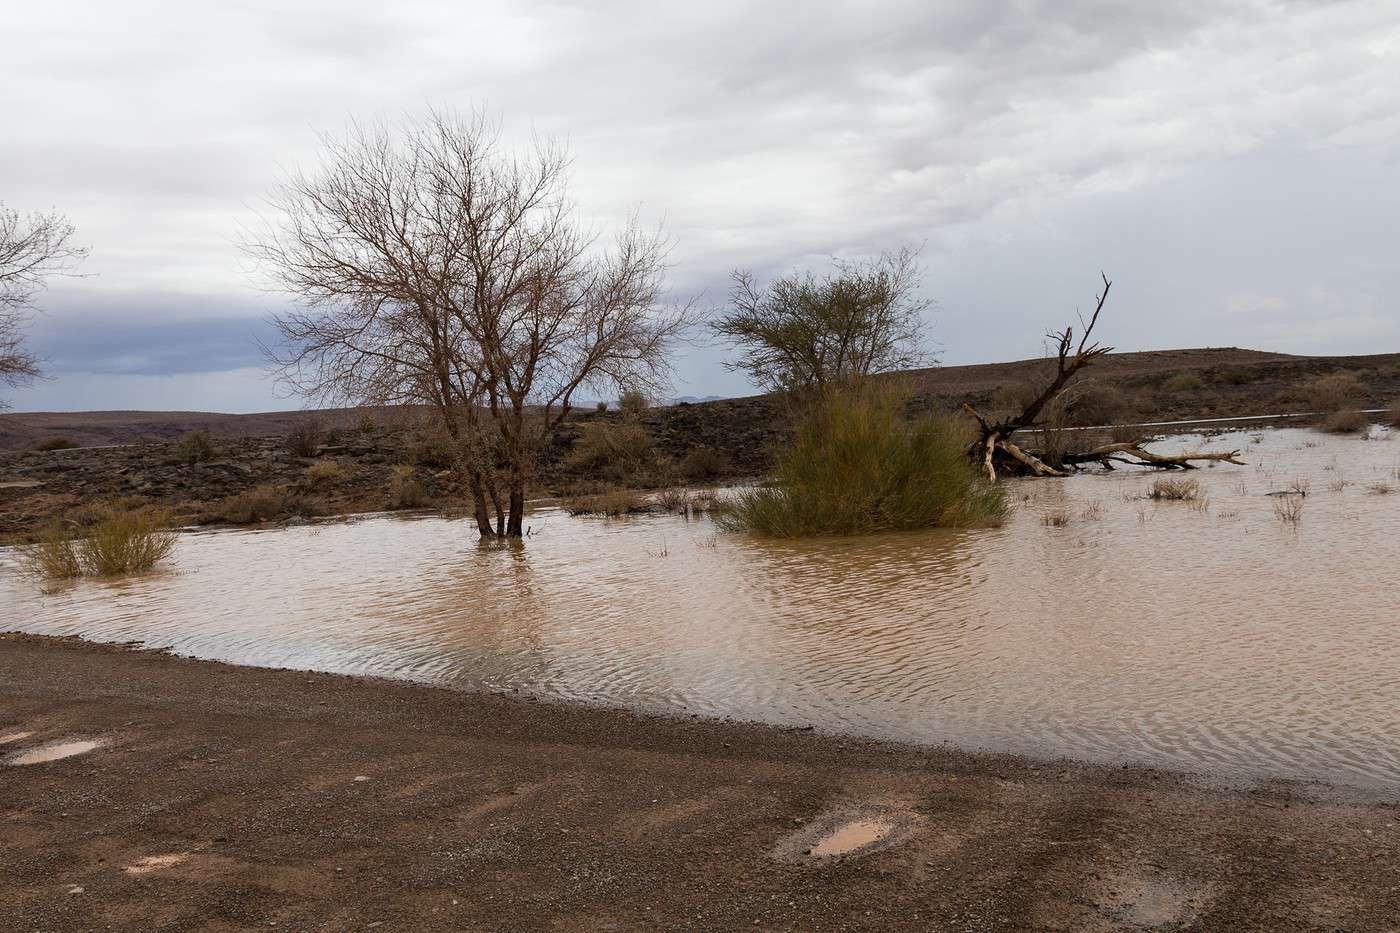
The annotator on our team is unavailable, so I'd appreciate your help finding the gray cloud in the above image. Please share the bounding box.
[2,0,1398,412]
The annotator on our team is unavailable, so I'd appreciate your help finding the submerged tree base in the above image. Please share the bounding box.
[722,385,1006,538]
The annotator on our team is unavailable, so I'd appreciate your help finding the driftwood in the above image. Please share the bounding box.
[1061,442,1246,471]
[963,274,1244,479]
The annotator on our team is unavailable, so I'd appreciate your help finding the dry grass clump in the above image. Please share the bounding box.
[617,388,650,416]
[216,484,310,524]
[1040,507,1072,527]
[1367,482,1394,495]
[1321,409,1369,435]
[20,505,178,581]
[723,385,1005,538]
[388,464,430,509]
[1147,477,1201,501]
[1162,372,1203,393]
[285,418,322,458]
[176,429,216,464]
[1273,494,1305,525]
[33,436,78,451]
[303,459,348,488]
[1305,371,1365,412]
[563,489,649,517]
[1064,383,1134,427]
[353,412,379,436]
[678,446,730,482]
[566,420,656,482]
[20,526,84,580]
[656,487,691,513]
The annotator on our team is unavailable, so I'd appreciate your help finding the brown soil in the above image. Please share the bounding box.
[2,633,1397,931]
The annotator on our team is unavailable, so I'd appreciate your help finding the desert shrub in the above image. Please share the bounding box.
[1305,372,1365,413]
[595,400,608,413]
[1064,383,1132,427]
[566,420,655,482]
[1147,477,1200,501]
[1161,372,1203,393]
[176,429,216,464]
[617,388,650,416]
[286,418,322,458]
[722,385,1005,537]
[679,446,730,481]
[303,459,348,487]
[563,489,649,517]
[388,464,430,509]
[19,505,178,580]
[399,422,459,468]
[1321,409,1368,434]
[217,484,308,524]
[19,526,84,580]
[78,508,179,575]
[33,436,78,451]
[353,412,379,436]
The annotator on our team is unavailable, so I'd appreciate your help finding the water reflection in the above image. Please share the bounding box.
[4,426,1400,788]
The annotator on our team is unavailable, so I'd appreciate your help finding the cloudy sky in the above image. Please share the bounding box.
[3,0,1398,412]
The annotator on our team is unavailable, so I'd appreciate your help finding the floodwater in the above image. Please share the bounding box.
[4,426,1400,789]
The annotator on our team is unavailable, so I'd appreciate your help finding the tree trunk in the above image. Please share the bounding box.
[506,482,526,537]
[467,471,495,537]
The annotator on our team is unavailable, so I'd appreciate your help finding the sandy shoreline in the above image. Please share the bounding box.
[2,632,1397,931]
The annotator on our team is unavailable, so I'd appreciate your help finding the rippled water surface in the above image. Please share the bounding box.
[5,426,1400,788]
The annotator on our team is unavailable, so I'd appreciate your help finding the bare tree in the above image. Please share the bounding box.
[247,110,691,538]
[711,248,931,395]
[0,205,87,402]
[963,274,1243,480]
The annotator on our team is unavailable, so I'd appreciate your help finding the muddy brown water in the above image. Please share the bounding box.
[5,738,105,765]
[4,427,1400,789]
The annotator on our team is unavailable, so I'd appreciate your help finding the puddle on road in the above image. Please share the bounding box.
[123,853,190,875]
[6,739,105,765]
[0,731,34,744]
[808,818,897,857]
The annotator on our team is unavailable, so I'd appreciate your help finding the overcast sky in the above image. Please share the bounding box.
[3,0,1398,413]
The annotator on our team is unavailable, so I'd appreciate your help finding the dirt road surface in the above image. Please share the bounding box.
[2,633,1396,931]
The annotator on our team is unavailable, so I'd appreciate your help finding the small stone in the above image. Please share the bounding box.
[353,775,370,782]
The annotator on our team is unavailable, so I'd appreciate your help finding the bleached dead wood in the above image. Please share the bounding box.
[1061,443,1246,471]
[963,274,1113,481]
[960,273,1246,479]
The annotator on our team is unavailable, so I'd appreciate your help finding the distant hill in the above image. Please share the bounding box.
[2,347,1397,450]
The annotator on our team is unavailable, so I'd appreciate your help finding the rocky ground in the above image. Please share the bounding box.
[2,633,1398,932]
[4,347,1398,542]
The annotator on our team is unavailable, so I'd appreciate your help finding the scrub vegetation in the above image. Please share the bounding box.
[721,384,1006,538]
[20,504,178,580]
